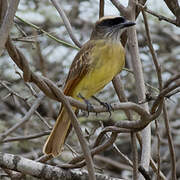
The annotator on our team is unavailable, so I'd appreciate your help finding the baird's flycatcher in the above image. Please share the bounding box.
[43,16,135,157]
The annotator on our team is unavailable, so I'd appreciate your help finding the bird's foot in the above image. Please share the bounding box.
[78,93,94,116]
[92,96,113,117]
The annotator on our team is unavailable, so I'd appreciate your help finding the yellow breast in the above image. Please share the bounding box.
[72,39,125,99]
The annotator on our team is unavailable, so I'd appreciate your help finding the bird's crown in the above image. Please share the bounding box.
[91,16,135,41]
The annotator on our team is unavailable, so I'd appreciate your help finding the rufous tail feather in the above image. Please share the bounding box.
[43,107,71,157]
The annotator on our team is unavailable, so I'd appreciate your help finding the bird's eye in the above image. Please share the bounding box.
[98,17,126,27]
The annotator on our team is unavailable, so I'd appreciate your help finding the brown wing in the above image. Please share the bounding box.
[63,40,95,96]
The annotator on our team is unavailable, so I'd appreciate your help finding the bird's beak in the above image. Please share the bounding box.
[121,21,136,28]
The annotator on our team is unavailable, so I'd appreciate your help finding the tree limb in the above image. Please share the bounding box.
[0,152,122,180]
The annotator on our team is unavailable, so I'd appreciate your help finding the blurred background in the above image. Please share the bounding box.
[0,0,179,179]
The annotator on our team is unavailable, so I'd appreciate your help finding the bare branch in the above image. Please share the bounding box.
[0,152,121,180]
[69,132,118,165]
[0,0,20,56]
[6,37,95,179]
[126,1,151,177]
[142,9,163,179]
[163,103,177,180]
[151,81,180,113]
[50,0,82,48]
[15,15,79,50]
[110,0,127,16]
[141,10,163,90]
[137,3,179,26]
[112,76,138,179]
[2,131,50,143]
[163,0,180,20]
[164,73,180,89]
[0,93,44,141]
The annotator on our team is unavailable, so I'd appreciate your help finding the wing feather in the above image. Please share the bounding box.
[63,40,95,96]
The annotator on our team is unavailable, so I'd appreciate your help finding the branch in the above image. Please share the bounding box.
[5,37,96,180]
[163,0,180,21]
[0,93,44,141]
[125,1,151,179]
[0,0,20,56]
[2,131,50,143]
[69,96,149,117]
[0,152,121,180]
[112,76,138,179]
[50,0,82,48]
[68,132,118,165]
[142,9,163,178]
[136,3,179,26]
[5,36,150,117]
[162,103,177,179]
[15,15,79,50]
[151,80,180,114]
[99,0,104,18]
[141,9,163,90]
[164,73,180,89]
[110,0,127,16]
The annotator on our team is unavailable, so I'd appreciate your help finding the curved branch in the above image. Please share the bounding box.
[151,81,180,113]
[69,132,118,165]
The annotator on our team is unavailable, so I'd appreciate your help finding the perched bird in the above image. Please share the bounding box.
[43,16,135,157]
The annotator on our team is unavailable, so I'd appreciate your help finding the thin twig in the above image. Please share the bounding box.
[137,3,179,26]
[164,73,180,89]
[0,93,44,141]
[94,155,132,171]
[2,131,50,143]
[150,158,167,180]
[141,9,163,90]
[151,81,180,114]
[15,15,79,50]
[163,103,177,180]
[0,81,27,100]
[69,132,118,165]
[131,133,138,180]
[0,80,51,129]
[50,0,82,48]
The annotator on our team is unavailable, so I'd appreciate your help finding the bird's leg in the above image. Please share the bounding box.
[78,93,94,116]
[92,96,113,117]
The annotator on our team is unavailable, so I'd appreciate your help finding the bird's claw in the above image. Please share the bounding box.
[92,96,113,118]
[78,93,94,116]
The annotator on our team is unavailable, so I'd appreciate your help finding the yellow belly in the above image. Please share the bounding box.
[72,40,125,100]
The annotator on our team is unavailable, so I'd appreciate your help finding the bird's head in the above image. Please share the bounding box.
[91,16,135,41]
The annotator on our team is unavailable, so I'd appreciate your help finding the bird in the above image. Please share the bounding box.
[43,16,135,157]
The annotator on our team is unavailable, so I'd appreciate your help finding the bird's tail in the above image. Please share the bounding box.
[43,107,71,157]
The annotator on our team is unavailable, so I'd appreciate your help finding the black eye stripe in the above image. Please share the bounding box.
[98,17,126,27]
